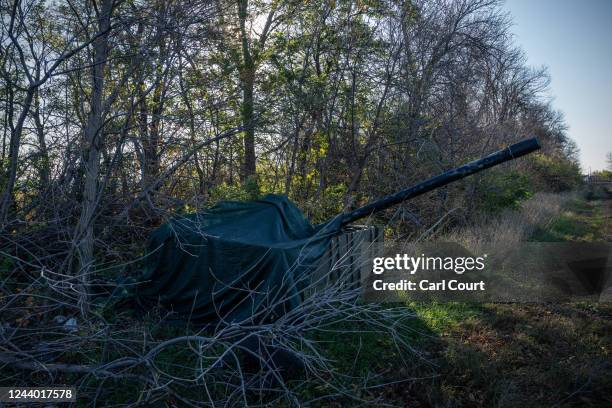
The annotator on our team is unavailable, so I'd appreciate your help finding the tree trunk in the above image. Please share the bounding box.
[237,0,256,180]
[74,0,113,310]
[33,89,50,190]
[0,87,35,227]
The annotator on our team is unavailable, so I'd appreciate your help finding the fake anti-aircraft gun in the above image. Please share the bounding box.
[135,137,541,324]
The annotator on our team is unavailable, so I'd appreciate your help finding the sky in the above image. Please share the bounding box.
[503,0,612,172]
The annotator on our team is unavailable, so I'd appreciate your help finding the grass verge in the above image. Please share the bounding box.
[313,192,611,407]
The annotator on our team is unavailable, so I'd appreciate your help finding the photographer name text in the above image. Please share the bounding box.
[371,253,487,292]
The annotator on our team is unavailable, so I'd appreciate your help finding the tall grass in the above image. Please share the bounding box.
[444,192,575,249]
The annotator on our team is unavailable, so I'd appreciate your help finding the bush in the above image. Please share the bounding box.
[301,183,347,223]
[209,176,262,202]
[529,154,583,192]
[477,169,533,213]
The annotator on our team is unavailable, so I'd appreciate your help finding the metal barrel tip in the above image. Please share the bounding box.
[508,137,541,158]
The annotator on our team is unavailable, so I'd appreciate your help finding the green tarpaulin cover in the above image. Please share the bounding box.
[135,194,343,324]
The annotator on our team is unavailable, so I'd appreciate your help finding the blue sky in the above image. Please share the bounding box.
[503,0,612,171]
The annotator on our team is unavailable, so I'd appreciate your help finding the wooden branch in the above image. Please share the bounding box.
[117,125,246,219]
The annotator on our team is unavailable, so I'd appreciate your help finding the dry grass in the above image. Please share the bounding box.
[385,193,612,407]
[444,192,576,249]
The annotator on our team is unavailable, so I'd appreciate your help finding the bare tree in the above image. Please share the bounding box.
[0,0,111,227]
[73,0,116,309]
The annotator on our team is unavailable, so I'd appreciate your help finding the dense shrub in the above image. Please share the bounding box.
[477,169,533,213]
[529,154,583,192]
[209,177,262,202]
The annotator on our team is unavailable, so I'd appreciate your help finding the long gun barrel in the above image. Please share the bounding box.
[341,137,541,226]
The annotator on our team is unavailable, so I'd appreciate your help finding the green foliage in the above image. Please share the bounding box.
[209,176,261,203]
[301,183,347,223]
[407,301,483,332]
[529,153,583,192]
[591,169,612,179]
[476,153,582,215]
[0,255,15,281]
[478,170,533,213]
[530,198,605,242]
